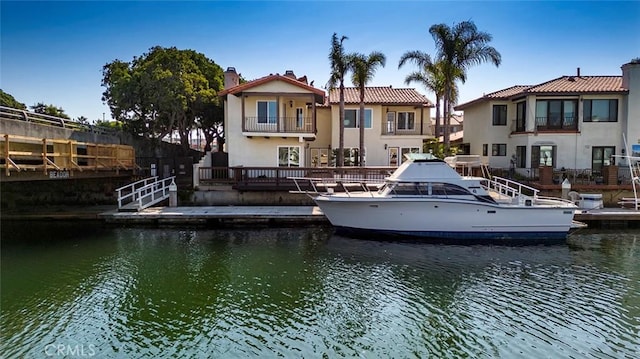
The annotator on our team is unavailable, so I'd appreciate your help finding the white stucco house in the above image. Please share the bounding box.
[219,67,434,168]
[326,87,434,167]
[455,61,640,175]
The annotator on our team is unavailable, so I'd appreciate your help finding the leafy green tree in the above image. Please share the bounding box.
[327,33,350,167]
[101,46,224,152]
[30,102,70,119]
[95,119,123,131]
[0,89,27,109]
[429,21,501,154]
[350,51,386,166]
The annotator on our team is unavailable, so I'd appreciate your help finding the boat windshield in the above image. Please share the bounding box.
[404,153,438,161]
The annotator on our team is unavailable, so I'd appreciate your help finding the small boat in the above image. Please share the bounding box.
[291,154,580,243]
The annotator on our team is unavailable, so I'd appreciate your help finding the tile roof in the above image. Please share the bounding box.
[328,87,434,106]
[455,76,626,110]
[219,74,325,97]
[455,86,530,109]
[526,76,624,94]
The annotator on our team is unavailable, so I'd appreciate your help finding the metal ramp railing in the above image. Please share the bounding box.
[116,176,176,212]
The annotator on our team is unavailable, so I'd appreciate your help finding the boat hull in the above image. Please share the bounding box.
[315,196,575,242]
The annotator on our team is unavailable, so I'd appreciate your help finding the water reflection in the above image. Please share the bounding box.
[1,222,639,358]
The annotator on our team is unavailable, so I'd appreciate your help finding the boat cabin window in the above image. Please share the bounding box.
[430,183,472,196]
[388,182,471,196]
[391,183,426,195]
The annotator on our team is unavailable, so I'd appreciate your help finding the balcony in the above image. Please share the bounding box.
[535,116,578,132]
[381,121,431,136]
[243,116,315,135]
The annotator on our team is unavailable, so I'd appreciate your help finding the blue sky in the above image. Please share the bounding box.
[1,1,639,121]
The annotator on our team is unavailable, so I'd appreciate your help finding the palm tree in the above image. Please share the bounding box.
[327,33,350,167]
[399,53,463,153]
[399,52,440,145]
[429,21,501,154]
[350,51,386,166]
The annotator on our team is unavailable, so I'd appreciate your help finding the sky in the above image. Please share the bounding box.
[1,1,639,122]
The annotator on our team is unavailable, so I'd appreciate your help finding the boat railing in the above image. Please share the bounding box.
[289,176,379,197]
[485,175,539,201]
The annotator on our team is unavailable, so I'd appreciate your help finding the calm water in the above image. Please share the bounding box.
[1,222,639,358]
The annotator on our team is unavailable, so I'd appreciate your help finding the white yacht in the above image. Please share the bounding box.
[291,154,580,242]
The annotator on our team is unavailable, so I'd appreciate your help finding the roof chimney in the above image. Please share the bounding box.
[284,70,296,79]
[224,67,239,89]
[577,67,581,77]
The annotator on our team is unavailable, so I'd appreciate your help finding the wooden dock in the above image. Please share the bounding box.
[99,206,328,225]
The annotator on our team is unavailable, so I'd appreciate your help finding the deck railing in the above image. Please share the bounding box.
[199,165,636,191]
[199,166,393,189]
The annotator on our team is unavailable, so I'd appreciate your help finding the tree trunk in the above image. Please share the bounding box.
[359,86,365,167]
[443,88,451,155]
[434,95,441,144]
[338,82,345,167]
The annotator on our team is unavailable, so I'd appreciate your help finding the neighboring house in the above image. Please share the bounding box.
[220,67,435,168]
[455,62,640,174]
[432,113,464,146]
[219,68,326,168]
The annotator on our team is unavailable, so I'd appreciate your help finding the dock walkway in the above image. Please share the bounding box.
[98,206,640,227]
[99,206,328,225]
[3,205,640,228]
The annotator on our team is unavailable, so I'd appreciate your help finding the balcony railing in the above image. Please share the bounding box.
[243,116,314,134]
[511,118,526,132]
[381,121,431,136]
[535,116,578,131]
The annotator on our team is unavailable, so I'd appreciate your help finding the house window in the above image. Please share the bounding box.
[257,101,277,124]
[482,144,488,156]
[332,147,359,166]
[531,145,556,168]
[400,147,420,163]
[583,99,618,122]
[516,146,526,168]
[296,108,304,128]
[344,109,372,128]
[278,146,300,167]
[388,147,399,166]
[492,105,507,126]
[397,112,415,130]
[516,102,526,132]
[310,148,330,167]
[492,144,507,156]
[592,146,615,175]
[535,100,578,130]
[386,112,396,134]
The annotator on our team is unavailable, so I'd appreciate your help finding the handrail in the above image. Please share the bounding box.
[116,176,158,209]
[116,176,175,211]
[0,105,120,136]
